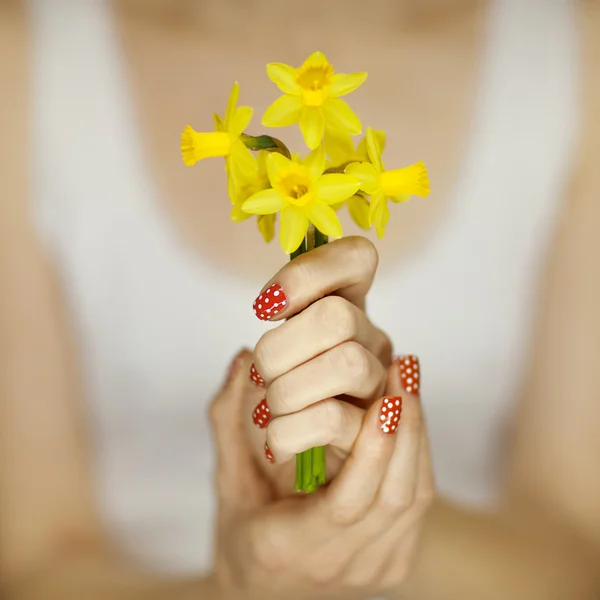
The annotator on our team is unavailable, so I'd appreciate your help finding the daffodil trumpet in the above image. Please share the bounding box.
[180,50,431,494]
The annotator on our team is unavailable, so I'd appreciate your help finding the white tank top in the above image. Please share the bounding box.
[28,0,579,574]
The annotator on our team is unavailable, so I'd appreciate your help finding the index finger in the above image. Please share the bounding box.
[252,236,379,321]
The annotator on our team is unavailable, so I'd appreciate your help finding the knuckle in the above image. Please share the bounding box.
[302,550,347,584]
[208,397,226,426]
[335,341,371,382]
[346,236,379,277]
[266,375,292,415]
[249,519,290,571]
[265,417,290,456]
[416,487,435,511]
[328,494,370,526]
[316,296,358,342]
[321,400,346,437]
[252,332,275,380]
[378,488,415,515]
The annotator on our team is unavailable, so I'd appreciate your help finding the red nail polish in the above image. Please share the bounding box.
[249,362,265,387]
[379,396,402,434]
[265,442,275,463]
[395,355,420,395]
[253,284,288,321]
[252,398,271,428]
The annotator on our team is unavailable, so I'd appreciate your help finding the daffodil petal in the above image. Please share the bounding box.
[229,106,253,137]
[305,200,343,239]
[231,200,252,222]
[357,129,385,162]
[365,127,384,171]
[368,191,386,227]
[300,107,326,149]
[242,188,286,215]
[314,173,360,204]
[324,129,357,166]
[380,162,430,197]
[213,113,225,132]
[369,191,390,238]
[302,50,330,70]
[322,97,362,136]
[265,152,293,187]
[304,145,326,180]
[345,162,380,195]
[330,72,368,97]
[347,194,371,230]
[391,194,411,204]
[280,205,309,254]
[262,94,303,127]
[225,82,240,125]
[374,201,390,239]
[266,63,300,94]
[258,214,276,243]
[229,139,257,178]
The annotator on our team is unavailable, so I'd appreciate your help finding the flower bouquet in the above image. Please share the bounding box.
[181,51,429,493]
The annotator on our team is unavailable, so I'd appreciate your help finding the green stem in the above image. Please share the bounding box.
[291,224,328,494]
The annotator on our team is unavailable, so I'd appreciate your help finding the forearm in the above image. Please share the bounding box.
[4,554,222,600]
[394,499,600,600]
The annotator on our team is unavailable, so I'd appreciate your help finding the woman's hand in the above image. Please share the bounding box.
[210,352,434,600]
[244,237,397,493]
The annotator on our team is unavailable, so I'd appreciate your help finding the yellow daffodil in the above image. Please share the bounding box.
[346,127,430,238]
[181,82,255,201]
[324,130,385,230]
[229,151,276,243]
[242,146,360,253]
[262,51,367,150]
[325,129,385,169]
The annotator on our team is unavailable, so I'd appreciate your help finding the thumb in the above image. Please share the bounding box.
[209,349,270,509]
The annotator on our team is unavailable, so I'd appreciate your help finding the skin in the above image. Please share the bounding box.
[1,0,600,599]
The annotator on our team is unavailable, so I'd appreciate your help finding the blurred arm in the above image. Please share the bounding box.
[394,4,600,599]
[0,5,220,599]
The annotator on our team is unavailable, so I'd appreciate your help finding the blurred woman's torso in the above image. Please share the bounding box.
[28,0,578,573]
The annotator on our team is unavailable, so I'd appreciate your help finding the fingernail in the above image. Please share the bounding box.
[379,396,402,434]
[253,284,288,321]
[394,355,421,395]
[249,362,265,387]
[264,442,275,463]
[252,398,271,428]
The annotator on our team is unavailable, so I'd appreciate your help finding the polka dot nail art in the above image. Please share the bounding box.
[253,284,288,321]
[379,396,402,434]
[264,442,275,463]
[252,398,271,428]
[249,362,265,387]
[395,355,420,395]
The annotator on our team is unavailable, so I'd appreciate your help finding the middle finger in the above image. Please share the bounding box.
[253,295,391,385]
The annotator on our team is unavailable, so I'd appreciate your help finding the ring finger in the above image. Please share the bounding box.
[253,341,386,428]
